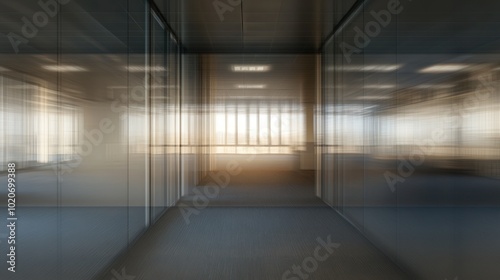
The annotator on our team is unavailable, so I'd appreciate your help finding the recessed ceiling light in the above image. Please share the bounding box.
[232,65,271,72]
[126,66,167,72]
[108,85,175,89]
[358,96,391,100]
[7,85,38,89]
[360,64,402,72]
[236,84,266,89]
[42,65,87,72]
[413,84,454,89]
[419,64,469,73]
[152,85,177,89]
[364,84,396,89]
[329,64,402,72]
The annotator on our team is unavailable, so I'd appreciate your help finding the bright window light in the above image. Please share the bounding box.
[42,65,87,72]
[419,64,469,73]
[232,65,271,72]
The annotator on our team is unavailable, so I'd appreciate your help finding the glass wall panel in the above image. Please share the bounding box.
[168,29,181,207]
[319,0,500,279]
[181,54,201,196]
[0,1,183,279]
[151,10,167,222]
[128,0,149,243]
[0,0,60,279]
[58,1,130,278]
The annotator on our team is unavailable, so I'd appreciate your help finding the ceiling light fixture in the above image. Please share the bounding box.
[329,64,402,72]
[232,65,271,72]
[236,84,266,89]
[364,84,396,89]
[419,64,469,73]
[358,96,391,100]
[126,66,167,72]
[42,65,87,72]
[413,84,455,89]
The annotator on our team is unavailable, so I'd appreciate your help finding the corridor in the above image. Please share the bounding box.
[102,171,409,280]
[0,0,500,279]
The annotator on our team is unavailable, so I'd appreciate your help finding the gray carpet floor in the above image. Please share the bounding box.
[100,171,411,280]
[180,170,323,207]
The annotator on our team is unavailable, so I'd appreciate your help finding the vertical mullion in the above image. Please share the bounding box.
[257,101,261,146]
[224,98,228,148]
[234,101,240,151]
[246,103,249,148]
[234,102,237,148]
[164,28,168,208]
[278,101,282,147]
[0,76,3,168]
[267,104,271,151]
[145,0,151,227]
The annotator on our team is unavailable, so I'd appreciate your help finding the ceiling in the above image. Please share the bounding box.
[207,54,317,102]
[2,0,500,55]
[153,0,356,53]
[0,0,355,54]
[2,0,500,103]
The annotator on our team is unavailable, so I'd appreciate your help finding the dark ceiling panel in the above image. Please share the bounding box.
[244,0,283,13]
[154,0,344,53]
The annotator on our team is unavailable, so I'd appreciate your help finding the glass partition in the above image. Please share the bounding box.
[0,1,183,279]
[318,0,500,278]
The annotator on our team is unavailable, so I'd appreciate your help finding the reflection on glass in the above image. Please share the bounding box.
[0,76,82,169]
[318,1,500,279]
